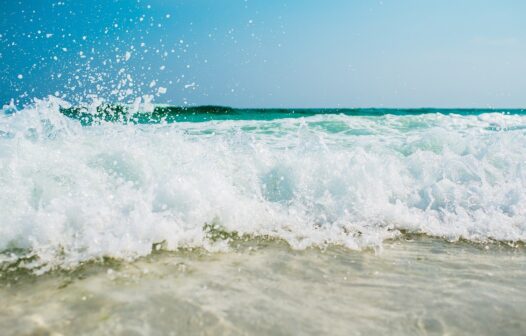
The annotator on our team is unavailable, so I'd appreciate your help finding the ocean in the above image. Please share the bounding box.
[1,97,525,335]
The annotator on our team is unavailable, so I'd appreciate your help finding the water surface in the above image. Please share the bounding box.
[1,238,524,335]
[1,100,525,334]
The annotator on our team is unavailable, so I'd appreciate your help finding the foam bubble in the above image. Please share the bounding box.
[1,98,526,272]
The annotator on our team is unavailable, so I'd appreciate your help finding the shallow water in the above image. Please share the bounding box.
[2,101,526,334]
[1,237,525,335]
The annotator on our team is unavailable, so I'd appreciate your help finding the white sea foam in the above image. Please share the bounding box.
[1,97,526,271]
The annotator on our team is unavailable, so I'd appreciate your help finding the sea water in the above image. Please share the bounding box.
[1,98,525,334]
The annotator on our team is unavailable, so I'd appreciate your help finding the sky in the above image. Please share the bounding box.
[1,0,525,108]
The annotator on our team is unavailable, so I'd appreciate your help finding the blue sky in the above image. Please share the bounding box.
[1,0,525,107]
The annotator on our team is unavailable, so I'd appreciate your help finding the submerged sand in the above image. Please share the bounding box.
[1,237,525,335]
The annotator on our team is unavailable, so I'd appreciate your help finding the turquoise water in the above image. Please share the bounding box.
[59,105,526,124]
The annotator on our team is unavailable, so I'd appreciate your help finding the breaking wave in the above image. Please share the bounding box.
[1,97,526,272]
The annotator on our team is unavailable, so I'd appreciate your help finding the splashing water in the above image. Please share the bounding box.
[0,97,525,272]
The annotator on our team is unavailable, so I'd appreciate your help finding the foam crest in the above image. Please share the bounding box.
[1,99,526,272]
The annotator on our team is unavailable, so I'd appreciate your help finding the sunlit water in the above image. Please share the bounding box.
[1,238,525,335]
[1,98,526,334]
